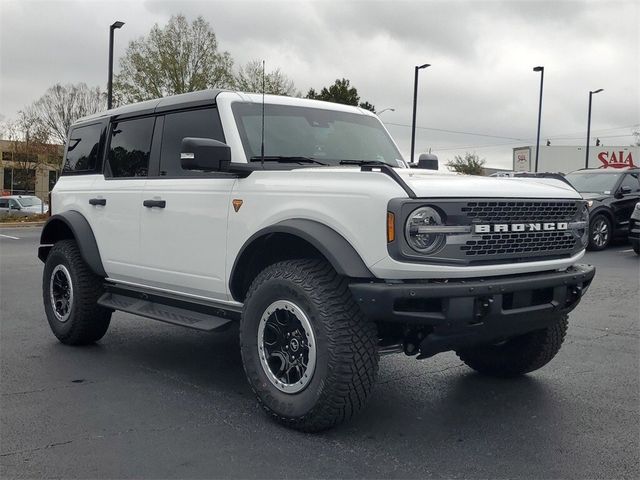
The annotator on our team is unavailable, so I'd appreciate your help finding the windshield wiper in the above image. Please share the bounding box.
[339,159,393,167]
[249,156,328,165]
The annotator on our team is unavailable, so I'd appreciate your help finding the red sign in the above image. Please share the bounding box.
[597,150,636,168]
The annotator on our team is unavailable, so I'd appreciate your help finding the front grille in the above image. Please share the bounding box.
[462,201,579,222]
[461,231,577,257]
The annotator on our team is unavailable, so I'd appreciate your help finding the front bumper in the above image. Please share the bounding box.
[350,264,595,358]
[629,218,640,244]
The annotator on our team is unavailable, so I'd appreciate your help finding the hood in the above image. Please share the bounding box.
[579,192,608,202]
[395,170,582,199]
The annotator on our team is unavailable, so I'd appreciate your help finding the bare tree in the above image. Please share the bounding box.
[446,152,486,175]
[114,15,234,103]
[28,83,105,144]
[234,60,298,96]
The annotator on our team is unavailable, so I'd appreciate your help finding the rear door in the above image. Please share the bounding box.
[139,107,236,301]
[89,116,155,284]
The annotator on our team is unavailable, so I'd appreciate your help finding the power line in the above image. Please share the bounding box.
[384,122,526,141]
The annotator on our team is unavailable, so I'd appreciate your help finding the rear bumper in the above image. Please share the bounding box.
[350,264,595,358]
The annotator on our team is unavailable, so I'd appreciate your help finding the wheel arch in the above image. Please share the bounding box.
[38,211,106,277]
[229,219,373,302]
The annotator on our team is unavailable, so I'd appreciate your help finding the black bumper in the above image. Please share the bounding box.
[350,264,595,358]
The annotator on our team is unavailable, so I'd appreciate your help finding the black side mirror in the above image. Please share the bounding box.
[414,153,439,170]
[181,137,231,172]
[620,185,632,195]
[10,204,20,210]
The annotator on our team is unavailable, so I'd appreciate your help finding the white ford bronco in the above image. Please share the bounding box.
[39,90,595,431]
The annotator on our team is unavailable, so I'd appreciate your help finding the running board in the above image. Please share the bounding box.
[98,286,239,332]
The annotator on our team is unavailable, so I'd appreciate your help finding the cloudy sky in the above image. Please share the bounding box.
[1,0,638,167]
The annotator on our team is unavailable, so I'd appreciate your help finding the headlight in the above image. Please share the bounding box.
[405,206,446,254]
[587,200,594,207]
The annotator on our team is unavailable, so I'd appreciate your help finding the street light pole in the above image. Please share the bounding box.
[533,66,544,172]
[410,63,430,164]
[585,88,604,169]
[378,107,395,115]
[108,21,125,110]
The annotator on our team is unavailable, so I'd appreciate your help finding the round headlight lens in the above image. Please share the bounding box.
[405,206,446,254]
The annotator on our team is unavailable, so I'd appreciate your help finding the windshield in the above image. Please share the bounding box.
[565,172,622,194]
[232,102,404,167]
[16,197,42,207]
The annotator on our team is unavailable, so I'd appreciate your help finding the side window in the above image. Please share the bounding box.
[0,199,8,208]
[107,117,155,178]
[159,108,224,177]
[9,199,19,209]
[620,174,640,193]
[63,123,103,174]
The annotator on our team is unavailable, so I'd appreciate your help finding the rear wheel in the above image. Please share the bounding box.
[456,315,568,377]
[588,214,611,250]
[240,259,378,432]
[42,240,111,345]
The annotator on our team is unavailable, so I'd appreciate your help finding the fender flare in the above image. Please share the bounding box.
[38,211,106,277]
[229,219,373,299]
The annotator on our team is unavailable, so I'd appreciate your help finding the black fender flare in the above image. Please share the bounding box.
[38,211,106,277]
[229,219,373,300]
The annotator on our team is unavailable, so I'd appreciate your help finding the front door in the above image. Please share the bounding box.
[138,107,236,302]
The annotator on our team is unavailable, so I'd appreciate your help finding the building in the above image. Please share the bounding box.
[513,145,638,173]
[0,139,63,201]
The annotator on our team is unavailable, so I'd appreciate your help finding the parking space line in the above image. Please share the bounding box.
[620,249,633,253]
[0,233,20,240]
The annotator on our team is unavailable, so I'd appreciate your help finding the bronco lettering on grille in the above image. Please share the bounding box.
[474,222,568,234]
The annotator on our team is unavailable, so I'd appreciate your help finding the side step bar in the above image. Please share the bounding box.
[98,284,240,332]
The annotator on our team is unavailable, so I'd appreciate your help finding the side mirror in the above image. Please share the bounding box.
[9,204,20,210]
[414,153,439,170]
[620,185,632,195]
[181,137,231,172]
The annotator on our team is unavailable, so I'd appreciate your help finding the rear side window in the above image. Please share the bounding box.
[159,108,224,176]
[63,123,103,174]
[0,199,8,208]
[107,117,155,178]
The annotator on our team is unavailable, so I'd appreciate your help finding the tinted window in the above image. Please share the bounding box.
[159,108,224,176]
[620,173,640,192]
[63,123,103,173]
[0,199,8,208]
[107,117,155,178]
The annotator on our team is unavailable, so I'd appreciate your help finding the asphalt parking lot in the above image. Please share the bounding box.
[1,226,638,479]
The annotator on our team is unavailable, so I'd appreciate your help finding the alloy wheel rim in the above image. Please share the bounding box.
[257,300,317,394]
[49,265,73,322]
[592,219,609,247]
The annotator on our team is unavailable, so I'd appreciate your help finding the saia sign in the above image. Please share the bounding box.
[598,150,636,168]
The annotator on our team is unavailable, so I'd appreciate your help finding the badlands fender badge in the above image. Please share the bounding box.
[232,199,243,212]
[474,222,568,233]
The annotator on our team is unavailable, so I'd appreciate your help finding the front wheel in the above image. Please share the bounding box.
[240,259,378,432]
[456,315,568,377]
[588,214,612,250]
[42,240,111,345]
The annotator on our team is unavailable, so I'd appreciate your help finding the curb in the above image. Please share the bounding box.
[0,222,46,228]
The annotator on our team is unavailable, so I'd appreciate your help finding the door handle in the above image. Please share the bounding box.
[89,198,106,206]
[143,199,166,208]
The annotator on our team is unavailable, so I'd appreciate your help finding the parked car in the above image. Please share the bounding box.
[38,90,595,431]
[565,168,640,250]
[629,202,640,255]
[0,195,48,217]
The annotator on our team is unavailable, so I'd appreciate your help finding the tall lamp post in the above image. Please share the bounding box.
[108,21,125,110]
[410,63,430,163]
[585,88,604,169]
[533,66,544,172]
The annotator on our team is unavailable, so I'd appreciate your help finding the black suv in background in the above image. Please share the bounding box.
[565,168,640,250]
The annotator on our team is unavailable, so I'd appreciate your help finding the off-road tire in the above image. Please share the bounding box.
[240,259,378,432]
[587,214,612,251]
[43,239,111,345]
[456,315,568,377]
